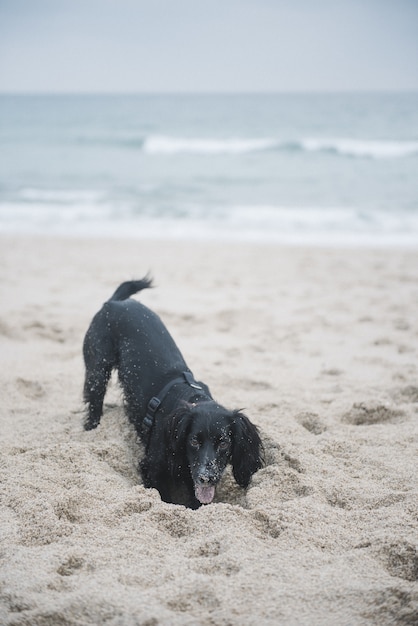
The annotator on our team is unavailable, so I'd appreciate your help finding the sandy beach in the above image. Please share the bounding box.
[1,235,417,625]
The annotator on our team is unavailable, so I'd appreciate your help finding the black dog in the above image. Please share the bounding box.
[83,278,263,509]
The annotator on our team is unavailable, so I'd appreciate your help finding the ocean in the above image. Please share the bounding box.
[1,93,417,246]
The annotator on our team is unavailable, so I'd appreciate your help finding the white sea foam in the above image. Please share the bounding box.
[19,188,107,204]
[300,138,418,159]
[143,135,277,155]
[1,195,418,247]
[140,134,418,159]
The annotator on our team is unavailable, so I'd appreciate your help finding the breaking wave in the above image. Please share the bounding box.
[137,135,418,159]
[1,193,418,247]
[77,131,418,159]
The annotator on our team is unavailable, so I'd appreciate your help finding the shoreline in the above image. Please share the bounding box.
[1,229,418,250]
[1,235,417,625]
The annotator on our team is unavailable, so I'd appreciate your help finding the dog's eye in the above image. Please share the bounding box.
[218,440,230,450]
[189,436,200,448]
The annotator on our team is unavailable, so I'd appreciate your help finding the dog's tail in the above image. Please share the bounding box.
[108,276,153,302]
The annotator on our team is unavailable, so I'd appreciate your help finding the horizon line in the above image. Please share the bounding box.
[1,88,418,97]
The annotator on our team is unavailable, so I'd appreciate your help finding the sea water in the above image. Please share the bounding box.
[1,93,417,245]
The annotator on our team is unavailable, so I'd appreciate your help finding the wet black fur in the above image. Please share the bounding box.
[83,278,263,508]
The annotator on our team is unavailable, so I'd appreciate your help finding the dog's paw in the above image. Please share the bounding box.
[83,416,101,430]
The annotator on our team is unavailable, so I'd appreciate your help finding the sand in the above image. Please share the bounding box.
[0,235,417,625]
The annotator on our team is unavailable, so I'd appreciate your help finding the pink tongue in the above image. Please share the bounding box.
[195,484,216,504]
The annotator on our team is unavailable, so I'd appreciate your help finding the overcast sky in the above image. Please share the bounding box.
[0,0,417,93]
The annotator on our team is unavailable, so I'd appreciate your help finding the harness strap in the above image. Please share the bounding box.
[142,371,203,435]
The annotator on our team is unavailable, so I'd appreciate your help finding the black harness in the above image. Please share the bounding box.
[142,371,204,442]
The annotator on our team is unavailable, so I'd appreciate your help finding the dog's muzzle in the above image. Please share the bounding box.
[194,472,219,504]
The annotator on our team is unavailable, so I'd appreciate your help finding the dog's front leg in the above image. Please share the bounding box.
[83,365,112,430]
[140,458,173,504]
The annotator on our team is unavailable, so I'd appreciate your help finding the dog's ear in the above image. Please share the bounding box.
[231,411,263,488]
[166,404,193,478]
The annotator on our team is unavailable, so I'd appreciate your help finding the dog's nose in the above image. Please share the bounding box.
[197,474,211,484]
[197,469,219,485]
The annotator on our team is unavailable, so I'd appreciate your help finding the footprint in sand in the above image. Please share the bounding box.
[377,540,418,582]
[295,411,327,435]
[0,318,20,339]
[189,538,223,558]
[393,318,410,331]
[54,497,83,524]
[2,594,34,614]
[364,587,418,624]
[342,401,405,425]
[16,377,46,399]
[23,320,66,343]
[57,555,85,577]
[250,509,283,539]
[393,385,418,403]
[321,367,344,377]
[165,588,220,613]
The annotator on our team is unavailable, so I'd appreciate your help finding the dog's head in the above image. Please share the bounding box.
[168,401,263,505]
